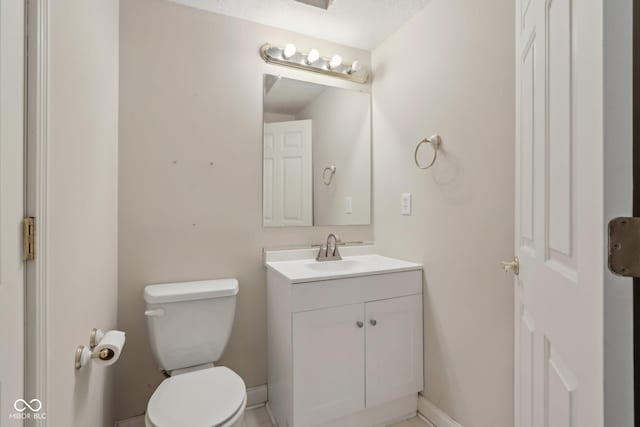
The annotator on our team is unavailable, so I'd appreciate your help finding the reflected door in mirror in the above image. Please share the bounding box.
[263,120,313,227]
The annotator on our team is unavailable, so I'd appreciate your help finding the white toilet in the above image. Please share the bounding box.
[143,279,246,427]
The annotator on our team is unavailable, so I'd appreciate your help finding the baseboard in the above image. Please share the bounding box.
[114,415,145,427]
[417,395,463,427]
[247,384,269,407]
[417,412,437,427]
[265,402,279,427]
[114,384,268,427]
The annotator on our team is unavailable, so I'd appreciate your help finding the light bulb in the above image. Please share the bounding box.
[283,43,297,59]
[329,54,342,69]
[306,49,320,64]
[348,60,360,74]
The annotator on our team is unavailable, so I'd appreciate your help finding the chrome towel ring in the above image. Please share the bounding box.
[414,134,442,170]
[323,165,337,185]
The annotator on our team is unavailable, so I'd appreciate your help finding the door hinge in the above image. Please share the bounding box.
[608,217,640,277]
[23,217,36,261]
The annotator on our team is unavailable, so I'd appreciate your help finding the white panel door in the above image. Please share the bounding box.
[0,0,25,425]
[365,295,423,408]
[292,304,365,426]
[515,0,603,426]
[263,120,312,227]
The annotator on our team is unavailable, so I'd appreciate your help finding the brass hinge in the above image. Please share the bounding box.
[608,217,640,277]
[23,217,35,261]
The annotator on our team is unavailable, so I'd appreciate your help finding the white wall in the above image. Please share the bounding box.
[46,0,119,426]
[372,1,514,426]
[603,0,634,425]
[117,0,372,420]
[297,88,371,225]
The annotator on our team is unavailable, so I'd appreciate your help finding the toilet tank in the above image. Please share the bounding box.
[144,279,239,372]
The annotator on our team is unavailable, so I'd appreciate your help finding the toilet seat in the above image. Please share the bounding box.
[146,366,246,427]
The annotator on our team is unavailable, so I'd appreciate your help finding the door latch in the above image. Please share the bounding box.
[608,217,640,277]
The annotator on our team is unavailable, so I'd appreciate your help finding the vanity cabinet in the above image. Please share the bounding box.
[266,263,424,427]
[293,304,365,426]
[292,294,423,426]
[364,295,423,407]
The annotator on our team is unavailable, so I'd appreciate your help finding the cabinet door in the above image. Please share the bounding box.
[293,304,365,426]
[365,294,423,407]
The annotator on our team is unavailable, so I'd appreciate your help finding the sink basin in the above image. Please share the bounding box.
[265,248,422,283]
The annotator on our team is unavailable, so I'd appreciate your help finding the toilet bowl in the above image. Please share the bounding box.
[143,279,245,427]
[145,367,246,427]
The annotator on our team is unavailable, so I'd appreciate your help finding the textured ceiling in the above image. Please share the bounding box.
[166,0,430,50]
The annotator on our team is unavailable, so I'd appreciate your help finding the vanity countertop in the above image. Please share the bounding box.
[264,246,422,283]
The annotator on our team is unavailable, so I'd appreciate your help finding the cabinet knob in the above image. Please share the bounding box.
[369,319,377,326]
[356,321,364,328]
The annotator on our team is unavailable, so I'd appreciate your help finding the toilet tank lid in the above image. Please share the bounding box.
[144,279,239,304]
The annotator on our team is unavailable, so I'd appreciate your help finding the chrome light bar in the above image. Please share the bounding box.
[260,43,369,84]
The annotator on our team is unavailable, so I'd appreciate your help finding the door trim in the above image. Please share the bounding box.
[25,0,49,424]
[634,0,640,421]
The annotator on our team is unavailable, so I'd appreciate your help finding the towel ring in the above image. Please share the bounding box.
[414,134,442,170]
[323,165,336,185]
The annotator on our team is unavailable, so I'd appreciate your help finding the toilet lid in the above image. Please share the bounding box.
[147,367,246,427]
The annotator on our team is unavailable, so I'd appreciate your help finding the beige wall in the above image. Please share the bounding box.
[117,0,372,420]
[297,88,371,226]
[372,1,514,426]
[46,0,119,426]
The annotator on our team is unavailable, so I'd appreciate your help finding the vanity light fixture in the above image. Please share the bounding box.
[260,43,368,84]
[306,49,320,64]
[348,60,360,75]
[283,43,297,59]
[328,54,342,70]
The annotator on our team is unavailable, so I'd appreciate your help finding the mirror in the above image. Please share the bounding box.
[262,75,371,227]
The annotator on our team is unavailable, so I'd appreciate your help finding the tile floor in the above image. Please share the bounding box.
[242,406,431,427]
[242,406,276,427]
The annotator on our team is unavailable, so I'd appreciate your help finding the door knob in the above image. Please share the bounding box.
[501,256,520,275]
[356,321,364,328]
[369,319,377,326]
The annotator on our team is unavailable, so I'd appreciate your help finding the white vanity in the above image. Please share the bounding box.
[265,245,424,427]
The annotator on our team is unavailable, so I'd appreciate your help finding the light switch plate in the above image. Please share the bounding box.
[401,193,412,215]
[345,197,353,214]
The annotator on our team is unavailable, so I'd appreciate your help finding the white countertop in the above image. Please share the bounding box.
[265,247,422,283]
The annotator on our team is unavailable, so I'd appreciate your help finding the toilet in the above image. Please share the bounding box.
[143,279,246,427]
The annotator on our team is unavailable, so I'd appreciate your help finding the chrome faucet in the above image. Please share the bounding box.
[316,233,343,261]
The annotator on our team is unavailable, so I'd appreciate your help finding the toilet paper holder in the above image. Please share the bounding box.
[74,345,111,369]
[75,328,124,369]
[89,327,104,350]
